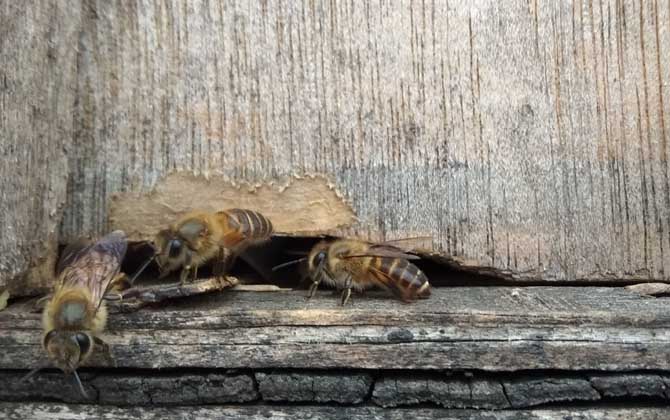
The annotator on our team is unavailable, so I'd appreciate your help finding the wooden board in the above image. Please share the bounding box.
[1,403,668,420]
[2,367,669,408]
[3,0,670,296]
[3,287,670,371]
[0,1,78,295]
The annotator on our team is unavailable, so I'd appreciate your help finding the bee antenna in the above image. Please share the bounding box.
[127,254,156,287]
[272,257,307,272]
[71,369,89,399]
[20,366,45,383]
[284,250,309,256]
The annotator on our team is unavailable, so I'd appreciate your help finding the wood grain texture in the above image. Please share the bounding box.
[0,371,259,405]
[373,373,670,409]
[0,1,78,293]
[2,287,670,371]
[2,0,670,295]
[3,369,669,408]
[1,403,668,420]
[255,372,373,404]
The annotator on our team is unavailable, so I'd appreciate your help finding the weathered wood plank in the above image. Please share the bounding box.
[372,373,670,409]
[255,372,372,404]
[0,1,79,294]
[3,370,669,409]
[3,0,670,295]
[78,0,670,284]
[2,288,670,371]
[1,403,668,420]
[589,373,670,399]
[502,377,600,408]
[372,376,509,409]
[0,371,259,405]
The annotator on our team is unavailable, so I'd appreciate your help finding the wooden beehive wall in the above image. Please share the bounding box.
[1,0,670,295]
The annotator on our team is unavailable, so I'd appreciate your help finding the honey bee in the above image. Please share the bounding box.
[24,230,128,397]
[153,208,273,283]
[275,238,431,305]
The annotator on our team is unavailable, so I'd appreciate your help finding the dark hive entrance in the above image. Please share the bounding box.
[108,235,510,290]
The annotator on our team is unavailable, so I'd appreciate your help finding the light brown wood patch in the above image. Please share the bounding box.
[109,173,357,240]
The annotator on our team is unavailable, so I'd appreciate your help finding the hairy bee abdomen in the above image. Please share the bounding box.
[375,257,431,300]
[226,208,274,240]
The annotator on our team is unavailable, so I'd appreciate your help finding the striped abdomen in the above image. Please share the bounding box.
[371,257,431,301]
[219,208,273,247]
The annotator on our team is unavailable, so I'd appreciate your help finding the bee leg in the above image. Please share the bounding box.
[179,252,195,285]
[307,280,320,299]
[192,264,199,282]
[213,248,229,282]
[222,249,237,275]
[104,273,128,301]
[110,273,129,291]
[340,288,352,306]
[93,337,116,367]
[340,275,353,306]
[307,271,322,300]
[179,266,191,285]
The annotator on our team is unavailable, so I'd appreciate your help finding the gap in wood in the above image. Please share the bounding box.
[59,237,655,289]
[113,236,513,289]
[4,367,670,409]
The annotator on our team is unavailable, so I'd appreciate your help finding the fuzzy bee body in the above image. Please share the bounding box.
[43,288,105,336]
[306,239,431,305]
[154,208,273,283]
[33,230,128,397]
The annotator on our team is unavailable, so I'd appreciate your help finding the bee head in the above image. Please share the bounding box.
[43,330,93,373]
[154,230,190,278]
[307,241,330,274]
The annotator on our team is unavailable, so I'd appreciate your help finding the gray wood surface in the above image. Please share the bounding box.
[3,287,670,371]
[1,403,668,420]
[0,2,79,295]
[3,0,670,295]
[373,373,670,409]
[3,368,669,408]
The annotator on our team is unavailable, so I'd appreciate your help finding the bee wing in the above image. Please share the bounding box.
[58,230,128,307]
[367,265,414,302]
[380,236,433,253]
[340,244,421,261]
[56,237,94,275]
[177,219,208,243]
[217,210,247,248]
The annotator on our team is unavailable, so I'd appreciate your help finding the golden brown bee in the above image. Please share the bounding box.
[153,208,273,283]
[26,230,128,397]
[276,238,431,305]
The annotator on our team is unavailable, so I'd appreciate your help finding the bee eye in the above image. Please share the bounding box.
[168,239,182,258]
[74,333,91,356]
[316,251,327,264]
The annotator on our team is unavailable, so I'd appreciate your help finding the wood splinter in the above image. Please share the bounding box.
[625,282,670,297]
[106,277,240,310]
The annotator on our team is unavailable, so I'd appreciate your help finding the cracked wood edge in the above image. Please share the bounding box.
[1,370,669,409]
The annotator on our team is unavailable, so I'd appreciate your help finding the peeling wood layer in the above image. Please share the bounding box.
[109,173,357,240]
